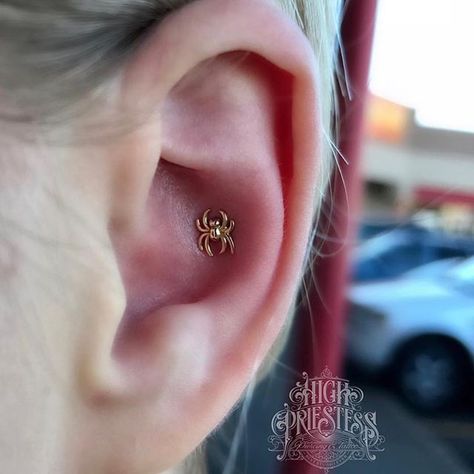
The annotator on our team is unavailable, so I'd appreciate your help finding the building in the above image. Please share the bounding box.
[361,96,474,235]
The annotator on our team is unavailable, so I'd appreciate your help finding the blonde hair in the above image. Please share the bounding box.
[0,0,342,472]
[0,0,341,211]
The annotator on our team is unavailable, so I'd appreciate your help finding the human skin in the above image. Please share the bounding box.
[0,0,322,472]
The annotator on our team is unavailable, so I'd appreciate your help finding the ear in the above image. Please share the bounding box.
[78,0,321,470]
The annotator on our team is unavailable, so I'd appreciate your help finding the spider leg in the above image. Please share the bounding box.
[227,219,235,234]
[227,235,235,254]
[202,209,211,229]
[204,235,214,257]
[219,237,227,255]
[219,210,229,229]
[196,219,208,233]
[198,233,208,252]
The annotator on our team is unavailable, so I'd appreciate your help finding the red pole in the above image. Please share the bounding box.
[282,1,377,473]
[310,0,377,374]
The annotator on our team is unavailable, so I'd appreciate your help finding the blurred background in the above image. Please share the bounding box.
[207,0,474,473]
[343,0,474,472]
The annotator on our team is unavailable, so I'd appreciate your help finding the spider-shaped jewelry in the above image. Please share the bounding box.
[196,209,235,257]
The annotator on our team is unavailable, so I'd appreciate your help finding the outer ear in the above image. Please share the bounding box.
[77,0,321,471]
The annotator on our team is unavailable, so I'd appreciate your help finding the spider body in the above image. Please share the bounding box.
[196,209,235,256]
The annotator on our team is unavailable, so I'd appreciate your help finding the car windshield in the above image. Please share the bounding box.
[356,231,410,259]
[444,257,474,284]
[403,258,461,279]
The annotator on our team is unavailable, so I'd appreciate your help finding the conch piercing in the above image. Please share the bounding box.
[196,209,235,257]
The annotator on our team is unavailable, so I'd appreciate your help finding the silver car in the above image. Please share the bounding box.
[346,257,474,410]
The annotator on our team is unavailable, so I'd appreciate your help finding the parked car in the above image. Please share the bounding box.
[346,257,474,411]
[352,224,474,282]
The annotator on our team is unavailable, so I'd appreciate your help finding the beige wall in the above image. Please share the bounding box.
[362,140,474,201]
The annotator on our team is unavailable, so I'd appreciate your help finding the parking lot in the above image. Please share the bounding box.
[344,367,474,474]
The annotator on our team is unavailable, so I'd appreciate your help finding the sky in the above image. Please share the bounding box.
[369,0,474,133]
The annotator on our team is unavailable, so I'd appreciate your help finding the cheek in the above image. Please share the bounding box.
[0,323,65,473]
[0,223,107,473]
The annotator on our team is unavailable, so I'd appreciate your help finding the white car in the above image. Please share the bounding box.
[346,257,474,410]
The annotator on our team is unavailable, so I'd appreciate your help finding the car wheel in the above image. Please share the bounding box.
[394,338,471,411]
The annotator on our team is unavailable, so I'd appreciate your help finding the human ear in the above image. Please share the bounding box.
[77,0,322,471]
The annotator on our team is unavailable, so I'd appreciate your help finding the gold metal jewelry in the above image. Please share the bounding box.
[196,209,235,257]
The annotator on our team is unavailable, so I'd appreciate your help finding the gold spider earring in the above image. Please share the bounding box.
[196,209,235,257]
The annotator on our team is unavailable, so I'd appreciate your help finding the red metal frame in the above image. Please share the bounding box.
[415,186,474,207]
[283,1,377,472]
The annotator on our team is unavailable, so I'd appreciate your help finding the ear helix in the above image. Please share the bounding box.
[196,208,235,257]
